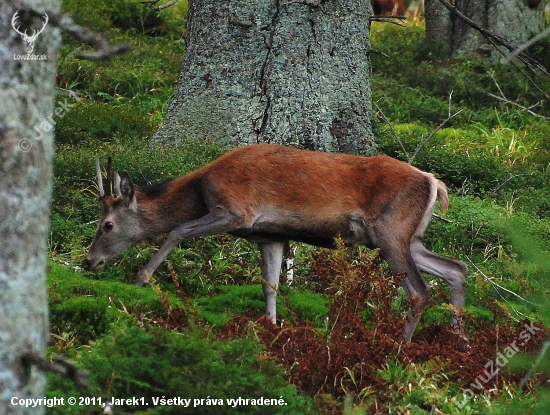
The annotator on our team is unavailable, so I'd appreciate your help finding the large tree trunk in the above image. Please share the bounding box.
[153,0,376,155]
[0,0,60,411]
[425,0,545,57]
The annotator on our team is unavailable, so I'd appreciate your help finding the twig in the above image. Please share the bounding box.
[141,0,180,11]
[465,256,539,309]
[372,100,409,160]
[487,93,550,121]
[408,91,463,164]
[432,213,452,223]
[492,172,535,194]
[23,353,89,387]
[486,71,550,121]
[370,15,407,27]
[502,26,550,65]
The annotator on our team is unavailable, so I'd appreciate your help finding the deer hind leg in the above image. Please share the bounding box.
[410,238,470,350]
[259,241,285,324]
[410,238,467,324]
[401,264,431,343]
[380,241,431,343]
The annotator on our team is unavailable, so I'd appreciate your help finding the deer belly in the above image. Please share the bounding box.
[231,210,373,248]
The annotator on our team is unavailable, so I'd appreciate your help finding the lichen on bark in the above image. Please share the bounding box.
[153,0,376,155]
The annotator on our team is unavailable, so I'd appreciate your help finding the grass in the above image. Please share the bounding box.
[45,2,550,414]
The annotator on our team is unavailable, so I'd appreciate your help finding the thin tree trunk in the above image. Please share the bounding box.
[153,0,376,155]
[425,0,453,56]
[0,0,60,412]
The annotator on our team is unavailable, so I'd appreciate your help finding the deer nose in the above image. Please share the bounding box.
[82,259,105,271]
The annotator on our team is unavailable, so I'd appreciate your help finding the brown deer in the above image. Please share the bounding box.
[83,144,467,346]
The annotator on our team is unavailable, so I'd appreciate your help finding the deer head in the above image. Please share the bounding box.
[12,11,49,54]
[82,159,144,272]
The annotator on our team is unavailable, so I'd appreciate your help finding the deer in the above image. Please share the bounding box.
[82,144,468,347]
[11,11,49,54]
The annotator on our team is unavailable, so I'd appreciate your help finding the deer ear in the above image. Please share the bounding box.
[120,171,137,212]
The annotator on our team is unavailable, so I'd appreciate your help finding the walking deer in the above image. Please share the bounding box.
[83,144,467,346]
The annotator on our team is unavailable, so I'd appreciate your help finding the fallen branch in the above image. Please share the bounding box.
[466,256,539,313]
[492,172,535,194]
[23,353,89,387]
[501,26,550,65]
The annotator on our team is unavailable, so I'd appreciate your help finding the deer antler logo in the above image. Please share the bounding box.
[11,11,49,54]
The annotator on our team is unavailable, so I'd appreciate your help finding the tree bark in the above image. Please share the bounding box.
[153,0,376,155]
[424,0,452,56]
[425,0,546,58]
[0,0,60,412]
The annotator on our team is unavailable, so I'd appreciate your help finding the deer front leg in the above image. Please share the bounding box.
[259,241,285,324]
[134,207,243,286]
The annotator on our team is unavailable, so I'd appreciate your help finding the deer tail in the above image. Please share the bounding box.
[437,179,449,215]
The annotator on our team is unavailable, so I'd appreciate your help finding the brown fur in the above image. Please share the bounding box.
[371,0,407,15]
[135,145,436,247]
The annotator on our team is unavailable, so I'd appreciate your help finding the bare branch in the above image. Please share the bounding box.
[370,15,407,27]
[141,0,180,11]
[432,213,452,223]
[55,14,130,60]
[372,99,410,160]
[437,0,549,98]
[492,172,535,194]
[501,26,550,65]
[465,256,539,309]
[486,71,550,121]
[23,353,89,388]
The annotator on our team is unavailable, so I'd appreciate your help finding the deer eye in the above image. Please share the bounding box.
[103,221,114,232]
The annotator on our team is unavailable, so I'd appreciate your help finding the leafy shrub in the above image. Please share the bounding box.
[47,322,316,415]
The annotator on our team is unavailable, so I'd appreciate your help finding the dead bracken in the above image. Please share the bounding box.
[218,245,547,414]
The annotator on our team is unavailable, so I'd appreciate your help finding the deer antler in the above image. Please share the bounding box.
[11,11,49,40]
[32,13,49,39]
[95,159,105,197]
[11,11,26,37]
